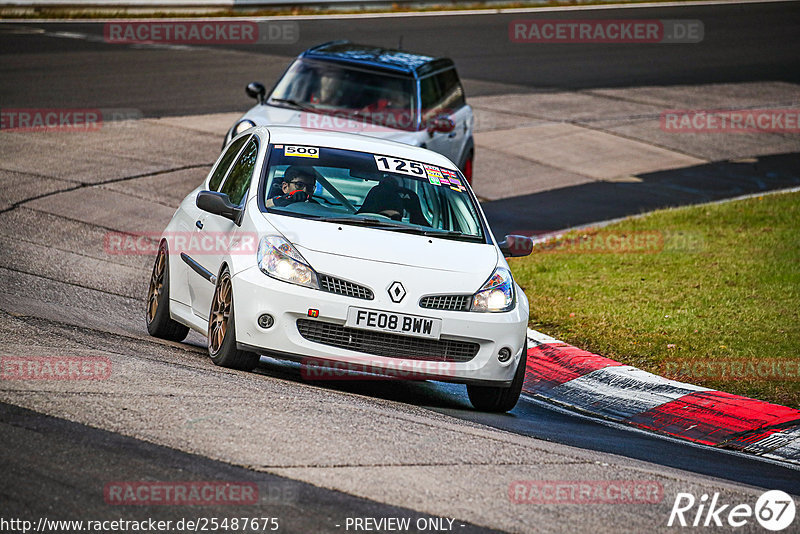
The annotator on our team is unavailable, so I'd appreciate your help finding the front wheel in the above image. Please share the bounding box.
[208,267,260,371]
[467,341,527,412]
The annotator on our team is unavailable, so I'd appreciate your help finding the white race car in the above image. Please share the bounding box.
[147,126,532,412]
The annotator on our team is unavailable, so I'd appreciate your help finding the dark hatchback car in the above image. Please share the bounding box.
[224,41,475,182]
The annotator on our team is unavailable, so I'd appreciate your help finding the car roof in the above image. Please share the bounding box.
[256,126,459,170]
[299,41,455,78]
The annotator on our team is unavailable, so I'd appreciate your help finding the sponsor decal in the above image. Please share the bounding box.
[284,145,319,158]
[423,164,443,186]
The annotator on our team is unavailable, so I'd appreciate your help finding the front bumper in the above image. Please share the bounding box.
[231,266,528,385]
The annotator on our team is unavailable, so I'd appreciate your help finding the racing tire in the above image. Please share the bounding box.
[466,340,527,412]
[146,242,190,342]
[207,267,260,371]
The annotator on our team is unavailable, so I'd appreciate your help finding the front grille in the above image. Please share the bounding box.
[419,294,472,311]
[296,319,479,363]
[319,274,373,300]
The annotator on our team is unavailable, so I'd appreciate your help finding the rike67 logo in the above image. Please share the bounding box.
[668,490,796,530]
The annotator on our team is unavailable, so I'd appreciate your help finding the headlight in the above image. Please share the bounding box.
[471,267,515,312]
[233,119,256,136]
[257,236,319,289]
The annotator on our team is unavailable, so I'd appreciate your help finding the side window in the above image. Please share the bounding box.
[209,135,249,191]
[435,68,466,111]
[219,138,259,206]
[420,76,442,124]
[420,68,464,124]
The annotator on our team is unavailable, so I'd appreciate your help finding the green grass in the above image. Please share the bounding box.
[510,191,800,408]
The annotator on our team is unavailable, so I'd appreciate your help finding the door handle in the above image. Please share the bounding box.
[195,220,203,230]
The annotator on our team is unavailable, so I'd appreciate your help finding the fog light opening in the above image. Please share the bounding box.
[258,314,274,329]
[497,347,512,363]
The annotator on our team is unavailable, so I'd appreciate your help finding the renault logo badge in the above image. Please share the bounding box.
[388,281,406,303]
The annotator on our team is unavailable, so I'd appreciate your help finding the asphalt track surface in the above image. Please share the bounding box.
[0,403,496,532]
[2,2,800,532]
[1,2,799,115]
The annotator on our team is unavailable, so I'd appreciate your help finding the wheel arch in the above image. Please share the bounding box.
[458,135,474,170]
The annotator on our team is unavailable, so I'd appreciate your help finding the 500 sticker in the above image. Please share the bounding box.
[285,145,319,158]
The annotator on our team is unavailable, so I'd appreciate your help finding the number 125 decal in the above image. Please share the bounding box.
[374,155,426,177]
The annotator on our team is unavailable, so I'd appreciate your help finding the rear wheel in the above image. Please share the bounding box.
[146,242,189,342]
[208,267,260,371]
[467,341,527,412]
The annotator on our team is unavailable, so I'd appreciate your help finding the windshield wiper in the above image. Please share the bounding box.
[269,98,316,112]
[316,216,409,229]
[316,217,483,240]
[423,230,484,241]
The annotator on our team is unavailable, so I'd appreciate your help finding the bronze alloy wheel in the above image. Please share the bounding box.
[145,243,189,342]
[147,246,166,324]
[209,272,232,354]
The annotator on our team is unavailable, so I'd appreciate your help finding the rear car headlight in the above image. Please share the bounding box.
[471,267,515,312]
[257,236,319,289]
[233,119,256,136]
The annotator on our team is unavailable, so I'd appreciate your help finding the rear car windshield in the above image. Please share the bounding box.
[269,59,418,131]
[261,144,485,242]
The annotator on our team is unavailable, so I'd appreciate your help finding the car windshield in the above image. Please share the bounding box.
[262,144,485,242]
[269,59,418,131]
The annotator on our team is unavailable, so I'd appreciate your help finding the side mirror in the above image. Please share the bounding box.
[427,115,455,136]
[196,191,243,224]
[246,82,266,104]
[499,235,533,257]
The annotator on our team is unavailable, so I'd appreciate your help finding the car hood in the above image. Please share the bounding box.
[242,105,422,146]
[265,213,498,275]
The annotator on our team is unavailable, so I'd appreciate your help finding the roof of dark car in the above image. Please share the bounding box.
[299,41,455,78]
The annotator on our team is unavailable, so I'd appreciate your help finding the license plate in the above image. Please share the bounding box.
[345,307,442,340]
